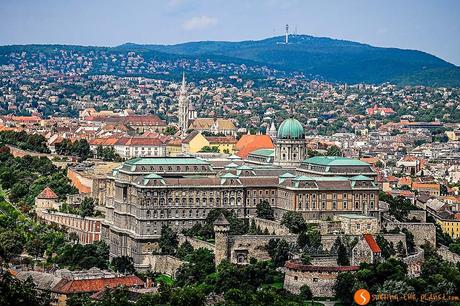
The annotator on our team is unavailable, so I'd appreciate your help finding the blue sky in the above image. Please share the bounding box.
[1,0,460,65]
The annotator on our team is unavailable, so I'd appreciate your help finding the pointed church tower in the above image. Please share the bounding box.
[178,72,189,136]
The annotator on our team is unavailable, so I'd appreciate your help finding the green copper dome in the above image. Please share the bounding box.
[277,118,305,139]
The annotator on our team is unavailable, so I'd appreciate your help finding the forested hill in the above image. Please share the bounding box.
[117,35,460,86]
[2,35,460,86]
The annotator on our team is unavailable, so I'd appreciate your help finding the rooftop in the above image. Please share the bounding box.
[249,148,274,157]
[293,175,349,181]
[36,187,58,199]
[303,156,370,167]
[125,157,210,166]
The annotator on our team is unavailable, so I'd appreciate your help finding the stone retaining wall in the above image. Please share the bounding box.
[251,217,290,235]
[384,222,436,246]
[145,255,183,278]
[178,234,215,251]
[407,210,427,222]
[403,247,424,277]
[438,245,460,264]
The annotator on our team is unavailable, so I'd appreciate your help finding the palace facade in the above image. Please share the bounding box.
[102,153,379,269]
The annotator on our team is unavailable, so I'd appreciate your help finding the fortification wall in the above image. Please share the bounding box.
[229,234,297,262]
[251,217,290,235]
[382,233,407,250]
[178,235,215,251]
[145,255,183,278]
[438,245,460,264]
[403,247,424,277]
[407,210,427,222]
[384,223,436,246]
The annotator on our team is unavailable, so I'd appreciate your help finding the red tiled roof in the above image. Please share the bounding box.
[285,261,359,272]
[235,135,273,158]
[89,138,118,146]
[363,234,381,253]
[52,275,144,294]
[36,187,58,199]
[386,175,398,182]
[412,182,440,191]
[8,115,42,122]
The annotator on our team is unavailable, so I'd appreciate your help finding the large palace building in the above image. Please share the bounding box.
[102,119,379,269]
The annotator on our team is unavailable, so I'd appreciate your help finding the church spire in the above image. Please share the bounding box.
[178,72,189,137]
[181,71,186,93]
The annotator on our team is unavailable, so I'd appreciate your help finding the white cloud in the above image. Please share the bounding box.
[182,16,218,31]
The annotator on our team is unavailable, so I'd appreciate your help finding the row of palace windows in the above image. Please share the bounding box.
[140,198,243,209]
[139,165,210,172]
[143,190,243,197]
[248,198,276,206]
[297,200,375,210]
[142,197,242,205]
[298,193,375,201]
[248,190,276,196]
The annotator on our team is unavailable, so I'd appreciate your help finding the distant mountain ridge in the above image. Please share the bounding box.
[116,35,460,86]
[1,35,459,86]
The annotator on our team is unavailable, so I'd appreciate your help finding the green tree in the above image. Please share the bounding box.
[397,241,406,257]
[376,235,396,259]
[98,286,132,306]
[281,211,307,234]
[0,230,25,262]
[326,145,342,156]
[266,238,290,267]
[256,200,275,220]
[300,253,312,265]
[110,256,135,275]
[159,225,179,255]
[199,146,220,153]
[175,248,215,286]
[176,241,194,260]
[334,272,356,305]
[0,270,51,306]
[164,126,178,136]
[79,197,95,218]
[376,280,415,306]
[300,284,313,300]
[170,285,205,306]
[335,237,350,266]
[297,227,322,250]
[402,228,415,254]
[26,237,46,259]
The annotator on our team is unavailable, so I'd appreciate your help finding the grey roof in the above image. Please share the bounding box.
[214,213,230,226]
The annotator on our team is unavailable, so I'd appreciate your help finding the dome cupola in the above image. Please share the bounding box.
[277,118,305,139]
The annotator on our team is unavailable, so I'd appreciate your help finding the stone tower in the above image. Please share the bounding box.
[178,72,189,136]
[213,213,230,266]
[274,117,307,167]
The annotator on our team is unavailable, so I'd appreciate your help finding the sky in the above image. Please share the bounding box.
[1,0,460,65]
